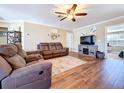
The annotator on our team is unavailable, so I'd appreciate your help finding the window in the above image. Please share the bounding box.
[107,24,124,46]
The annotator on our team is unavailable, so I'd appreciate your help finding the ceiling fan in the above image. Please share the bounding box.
[54,4,87,22]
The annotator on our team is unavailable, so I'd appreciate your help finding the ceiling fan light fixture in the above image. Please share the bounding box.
[54,4,87,22]
[68,14,73,19]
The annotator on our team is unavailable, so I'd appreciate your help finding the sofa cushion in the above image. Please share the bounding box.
[52,50,61,54]
[49,43,56,50]
[14,43,27,58]
[42,51,52,55]
[5,54,26,69]
[0,47,17,57]
[0,56,12,81]
[39,43,49,51]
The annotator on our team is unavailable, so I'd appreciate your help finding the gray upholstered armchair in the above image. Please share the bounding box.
[0,44,52,89]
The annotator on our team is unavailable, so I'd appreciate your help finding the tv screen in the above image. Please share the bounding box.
[80,35,95,45]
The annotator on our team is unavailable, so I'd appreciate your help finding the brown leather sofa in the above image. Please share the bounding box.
[37,42,69,59]
[0,43,52,89]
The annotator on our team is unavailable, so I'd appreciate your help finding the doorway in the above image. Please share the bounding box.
[106,24,124,60]
[66,32,73,51]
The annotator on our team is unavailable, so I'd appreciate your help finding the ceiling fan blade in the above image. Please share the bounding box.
[75,13,87,16]
[71,4,77,12]
[72,17,76,22]
[55,12,66,15]
[60,17,67,21]
[58,15,64,17]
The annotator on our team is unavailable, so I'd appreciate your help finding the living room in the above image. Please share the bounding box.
[0,1,124,92]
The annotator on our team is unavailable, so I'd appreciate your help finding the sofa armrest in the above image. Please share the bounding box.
[63,47,69,49]
[63,47,69,51]
[2,61,52,89]
[63,47,69,55]
[25,54,43,62]
[26,50,41,55]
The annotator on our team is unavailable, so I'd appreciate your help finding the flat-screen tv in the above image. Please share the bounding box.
[80,35,95,45]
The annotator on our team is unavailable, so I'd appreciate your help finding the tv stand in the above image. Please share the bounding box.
[78,44,98,57]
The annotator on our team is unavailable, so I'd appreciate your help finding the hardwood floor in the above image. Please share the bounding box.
[51,52,124,89]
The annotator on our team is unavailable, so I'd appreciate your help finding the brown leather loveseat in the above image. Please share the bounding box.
[37,42,69,59]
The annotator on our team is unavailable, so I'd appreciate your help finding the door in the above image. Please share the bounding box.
[66,32,73,51]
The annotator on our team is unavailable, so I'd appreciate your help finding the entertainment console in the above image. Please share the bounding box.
[78,44,98,57]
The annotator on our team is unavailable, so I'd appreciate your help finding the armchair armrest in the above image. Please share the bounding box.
[2,61,52,89]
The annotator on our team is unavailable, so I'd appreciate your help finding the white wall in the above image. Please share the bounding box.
[23,22,72,51]
[7,21,72,51]
[0,22,9,28]
[73,17,124,55]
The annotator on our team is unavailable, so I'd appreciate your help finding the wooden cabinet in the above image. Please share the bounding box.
[78,44,98,57]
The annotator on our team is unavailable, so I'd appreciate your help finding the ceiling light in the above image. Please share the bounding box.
[68,15,73,19]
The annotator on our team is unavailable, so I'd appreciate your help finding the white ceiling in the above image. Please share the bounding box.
[0,4,124,30]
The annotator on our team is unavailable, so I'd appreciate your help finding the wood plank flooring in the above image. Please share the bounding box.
[51,52,124,89]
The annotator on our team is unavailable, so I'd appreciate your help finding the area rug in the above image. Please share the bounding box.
[46,56,87,76]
